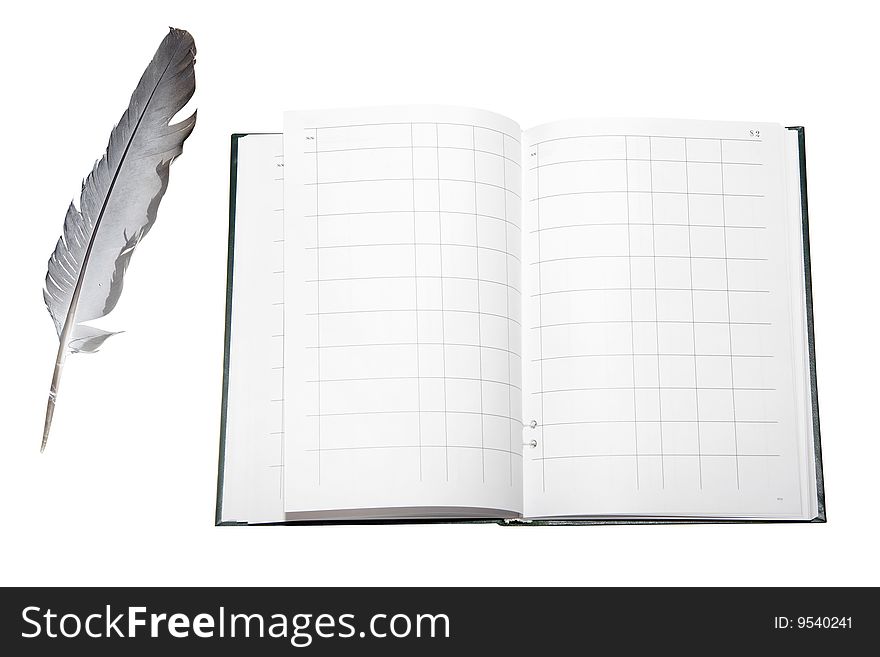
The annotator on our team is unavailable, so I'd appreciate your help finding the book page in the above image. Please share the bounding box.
[521,119,812,519]
[220,134,287,524]
[283,107,523,517]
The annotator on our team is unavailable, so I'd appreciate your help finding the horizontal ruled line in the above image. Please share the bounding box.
[306,375,521,391]
[305,177,521,198]
[532,386,776,395]
[532,353,773,362]
[531,320,771,329]
[529,222,766,233]
[305,444,523,457]
[539,419,778,427]
[305,121,520,144]
[305,274,521,294]
[531,287,769,297]
[535,453,779,461]
[529,157,762,170]
[305,308,520,326]
[304,209,521,230]
[531,254,767,265]
[306,409,523,423]
[304,144,520,167]
[305,242,521,263]
[530,190,764,202]
[528,134,762,147]
[306,341,521,357]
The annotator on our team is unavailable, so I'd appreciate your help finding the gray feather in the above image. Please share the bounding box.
[41,28,197,451]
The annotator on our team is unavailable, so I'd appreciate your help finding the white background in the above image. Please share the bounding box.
[1,0,877,586]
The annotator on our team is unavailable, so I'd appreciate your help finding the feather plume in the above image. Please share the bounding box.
[42,28,196,451]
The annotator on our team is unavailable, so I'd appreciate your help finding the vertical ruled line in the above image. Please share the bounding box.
[436,124,449,480]
[535,143,546,492]
[684,138,704,488]
[410,123,423,480]
[720,139,741,489]
[313,127,322,485]
[625,136,641,489]
[649,137,666,488]
[502,136,514,486]
[472,126,486,482]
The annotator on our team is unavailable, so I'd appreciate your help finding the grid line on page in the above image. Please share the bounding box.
[536,453,779,461]
[304,241,522,264]
[531,254,767,264]
[306,375,522,390]
[435,124,450,479]
[305,275,521,295]
[531,320,772,328]
[531,287,769,297]
[535,142,547,491]
[308,120,520,144]
[305,445,523,457]
[530,157,762,170]
[684,137,704,487]
[720,138,741,488]
[473,127,486,481]
[305,177,522,199]
[410,123,423,480]
[530,223,767,233]
[312,127,322,484]
[540,419,777,427]
[502,133,514,485]
[624,136,640,488]
[649,137,667,487]
[530,190,764,201]
[305,410,525,425]
[305,144,521,168]
[533,385,775,394]
[306,307,521,326]
[305,210,521,231]
[305,342,521,358]
[528,134,763,147]
[531,353,772,361]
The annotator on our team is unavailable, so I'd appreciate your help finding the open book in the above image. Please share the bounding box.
[217,107,824,524]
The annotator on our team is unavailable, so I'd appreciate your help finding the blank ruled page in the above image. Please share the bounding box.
[220,134,287,524]
[283,107,523,517]
[521,119,812,519]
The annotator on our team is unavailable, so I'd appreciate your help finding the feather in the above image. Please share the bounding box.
[41,28,197,451]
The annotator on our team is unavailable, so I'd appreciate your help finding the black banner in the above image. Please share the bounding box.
[0,587,872,653]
